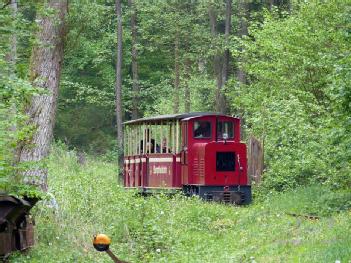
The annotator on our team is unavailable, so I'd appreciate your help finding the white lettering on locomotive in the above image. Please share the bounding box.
[153,166,168,174]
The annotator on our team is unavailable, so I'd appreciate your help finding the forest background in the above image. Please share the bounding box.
[1,0,350,192]
[0,0,351,261]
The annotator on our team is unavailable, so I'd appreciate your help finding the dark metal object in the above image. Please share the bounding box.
[93,240,128,263]
[183,185,252,205]
[0,195,38,259]
[106,249,128,263]
[94,243,109,252]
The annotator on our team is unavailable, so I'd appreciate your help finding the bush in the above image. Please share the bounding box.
[230,1,351,191]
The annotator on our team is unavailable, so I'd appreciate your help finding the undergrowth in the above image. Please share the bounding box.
[9,146,351,262]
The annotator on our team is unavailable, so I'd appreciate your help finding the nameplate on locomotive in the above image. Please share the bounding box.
[153,166,168,174]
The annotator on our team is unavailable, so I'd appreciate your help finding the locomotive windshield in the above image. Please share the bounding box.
[193,121,211,138]
[217,121,234,139]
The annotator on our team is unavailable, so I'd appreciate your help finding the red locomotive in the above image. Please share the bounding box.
[123,112,251,204]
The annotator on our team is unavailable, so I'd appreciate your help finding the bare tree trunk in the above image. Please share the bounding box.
[269,0,275,10]
[220,0,232,114]
[173,29,180,113]
[17,0,68,191]
[6,0,18,133]
[222,0,231,86]
[128,0,139,120]
[115,0,124,183]
[209,6,225,113]
[236,0,248,85]
[268,0,292,12]
[288,1,292,13]
[184,57,191,112]
[6,0,17,73]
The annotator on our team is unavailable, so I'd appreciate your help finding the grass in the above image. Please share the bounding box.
[9,146,351,262]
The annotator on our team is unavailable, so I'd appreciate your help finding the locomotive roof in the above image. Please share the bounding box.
[123,112,237,125]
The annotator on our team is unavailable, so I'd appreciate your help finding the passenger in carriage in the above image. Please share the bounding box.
[140,139,157,153]
[161,137,170,153]
[140,129,158,153]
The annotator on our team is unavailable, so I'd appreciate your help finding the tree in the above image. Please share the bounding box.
[236,0,248,85]
[173,28,180,113]
[6,0,17,133]
[0,0,35,191]
[221,0,231,95]
[54,1,117,152]
[115,0,124,182]
[209,4,222,113]
[6,0,17,74]
[209,1,230,114]
[128,0,139,120]
[184,57,191,112]
[231,1,351,190]
[17,0,68,191]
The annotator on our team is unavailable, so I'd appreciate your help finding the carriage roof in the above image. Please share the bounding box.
[123,112,237,125]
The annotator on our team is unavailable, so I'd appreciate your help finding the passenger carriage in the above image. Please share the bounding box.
[123,112,251,204]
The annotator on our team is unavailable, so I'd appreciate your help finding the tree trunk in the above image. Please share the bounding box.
[128,0,139,120]
[268,0,292,12]
[6,0,17,73]
[184,57,191,112]
[222,0,231,86]
[115,0,124,183]
[209,6,225,113]
[18,0,68,191]
[173,29,180,114]
[221,0,232,113]
[6,0,18,133]
[236,0,248,85]
[269,0,275,10]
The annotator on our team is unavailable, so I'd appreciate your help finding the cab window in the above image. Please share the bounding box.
[217,121,234,139]
[194,121,211,138]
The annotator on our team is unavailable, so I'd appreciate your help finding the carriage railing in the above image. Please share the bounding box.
[124,120,181,157]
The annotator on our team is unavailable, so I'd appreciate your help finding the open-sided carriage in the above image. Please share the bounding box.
[123,112,251,204]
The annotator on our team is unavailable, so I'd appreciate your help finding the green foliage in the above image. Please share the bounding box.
[9,148,351,262]
[0,1,40,194]
[51,0,351,194]
[259,186,351,217]
[3,2,350,261]
[230,1,351,191]
[9,183,46,200]
[55,0,231,150]
[54,1,117,153]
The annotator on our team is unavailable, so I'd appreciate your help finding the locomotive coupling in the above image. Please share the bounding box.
[93,234,128,263]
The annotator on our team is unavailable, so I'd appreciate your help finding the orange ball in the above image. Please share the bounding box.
[93,234,111,245]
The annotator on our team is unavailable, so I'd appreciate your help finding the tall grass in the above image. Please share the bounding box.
[10,145,351,262]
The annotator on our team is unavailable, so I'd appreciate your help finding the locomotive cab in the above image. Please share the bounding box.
[123,112,251,205]
[180,115,251,204]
